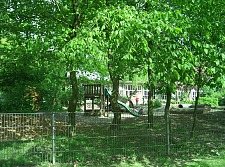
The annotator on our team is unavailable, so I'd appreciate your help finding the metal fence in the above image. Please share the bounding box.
[0,109,225,166]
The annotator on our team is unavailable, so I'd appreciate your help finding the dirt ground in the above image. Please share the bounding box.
[0,109,225,141]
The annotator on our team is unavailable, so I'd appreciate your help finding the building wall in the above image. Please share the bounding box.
[118,82,199,104]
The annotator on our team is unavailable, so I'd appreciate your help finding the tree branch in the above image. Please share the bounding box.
[50,0,70,26]
[39,13,70,28]
[71,0,78,29]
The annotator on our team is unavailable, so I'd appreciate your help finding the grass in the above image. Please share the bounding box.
[0,111,225,166]
[186,158,225,167]
[36,151,225,167]
[0,135,224,167]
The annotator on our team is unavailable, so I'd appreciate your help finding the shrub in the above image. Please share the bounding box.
[181,100,194,104]
[153,99,162,108]
[198,97,218,106]
[219,97,225,106]
[171,100,178,104]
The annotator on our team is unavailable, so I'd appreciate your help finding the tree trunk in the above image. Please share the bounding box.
[190,66,202,138]
[110,74,121,130]
[190,86,200,138]
[68,71,79,136]
[164,85,172,156]
[147,66,154,129]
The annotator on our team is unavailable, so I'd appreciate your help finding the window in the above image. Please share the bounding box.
[177,90,182,100]
[126,84,133,90]
[153,90,156,99]
[162,94,167,100]
[192,90,197,100]
[143,90,149,99]
[125,84,135,97]
[138,85,142,91]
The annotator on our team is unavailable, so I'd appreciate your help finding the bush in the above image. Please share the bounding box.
[181,100,194,104]
[1,84,31,112]
[219,97,225,106]
[153,99,162,108]
[171,100,178,104]
[198,97,218,107]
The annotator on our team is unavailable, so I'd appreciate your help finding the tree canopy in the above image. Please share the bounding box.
[1,0,224,114]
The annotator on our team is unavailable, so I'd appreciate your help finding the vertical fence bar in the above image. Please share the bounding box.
[164,110,170,156]
[52,113,56,164]
[166,114,170,156]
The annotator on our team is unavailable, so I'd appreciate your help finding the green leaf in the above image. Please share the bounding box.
[204,48,208,54]
[173,70,180,80]
[192,40,196,47]
[173,44,176,49]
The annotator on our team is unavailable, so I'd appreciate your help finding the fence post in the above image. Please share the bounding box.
[52,113,56,164]
[165,112,170,156]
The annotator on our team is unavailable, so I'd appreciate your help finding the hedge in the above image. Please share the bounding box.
[198,97,218,106]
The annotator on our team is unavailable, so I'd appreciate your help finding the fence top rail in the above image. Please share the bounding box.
[0,112,69,115]
[0,111,87,115]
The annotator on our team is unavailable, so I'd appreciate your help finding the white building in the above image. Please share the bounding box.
[118,81,199,104]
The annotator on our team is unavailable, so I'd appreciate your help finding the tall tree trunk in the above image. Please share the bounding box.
[110,74,121,130]
[147,66,154,129]
[190,66,202,138]
[164,85,172,156]
[68,71,79,136]
[105,0,121,130]
[190,86,200,138]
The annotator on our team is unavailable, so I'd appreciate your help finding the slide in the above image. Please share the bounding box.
[105,88,142,117]
[117,100,142,117]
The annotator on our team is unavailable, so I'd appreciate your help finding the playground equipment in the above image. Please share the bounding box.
[104,89,143,117]
[83,84,143,116]
[83,84,105,116]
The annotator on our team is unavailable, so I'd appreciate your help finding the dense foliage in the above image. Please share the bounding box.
[1,0,224,114]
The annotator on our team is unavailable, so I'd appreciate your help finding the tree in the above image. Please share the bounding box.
[0,31,64,111]
[81,3,152,129]
[171,0,225,138]
[1,0,69,112]
[1,1,109,131]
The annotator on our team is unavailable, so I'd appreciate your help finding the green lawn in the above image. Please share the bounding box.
[35,154,225,167]
[0,111,224,167]
[1,138,224,167]
[185,158,225,167]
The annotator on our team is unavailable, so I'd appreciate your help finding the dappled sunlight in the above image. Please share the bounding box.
[1,111,225,166]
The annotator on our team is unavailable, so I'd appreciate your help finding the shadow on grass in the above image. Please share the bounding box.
[0,111,225,166]
[0,158,36,167]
